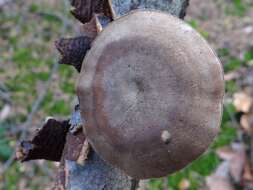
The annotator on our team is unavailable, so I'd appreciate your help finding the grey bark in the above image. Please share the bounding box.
[65,152,137,190]
[55,106,137,190]
[109,0,189,19]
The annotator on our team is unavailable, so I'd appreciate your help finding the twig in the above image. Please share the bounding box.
[224,67,248,81]
[163,177,169,190]
[0,84,11,104]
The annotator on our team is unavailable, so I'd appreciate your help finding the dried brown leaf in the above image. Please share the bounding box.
[229,149,246,182]
[240,114,253,133]
[242,159,253,182]
[233,92,252,113]
[206,161,234,190]
[216,144,246,182]
[216,146,235,160]
[206,175,234,190]
[179,178,190,190]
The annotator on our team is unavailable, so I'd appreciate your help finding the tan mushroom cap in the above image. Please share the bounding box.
[77,10,224,179]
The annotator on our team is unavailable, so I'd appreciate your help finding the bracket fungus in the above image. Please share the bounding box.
[77,10,224,179]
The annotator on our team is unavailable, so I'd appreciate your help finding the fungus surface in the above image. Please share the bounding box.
[77,10,224,179]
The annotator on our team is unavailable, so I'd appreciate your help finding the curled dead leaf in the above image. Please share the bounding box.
[206,175,234,190]
[179,178,190,190]
[206,162,234,190]
[230,148,246,182]
[242,158,253,182]
[216,144,246,183]
[233,92,252,113]
[216,146,235,160]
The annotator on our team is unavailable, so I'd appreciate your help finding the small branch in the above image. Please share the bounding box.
[163,177,169,190]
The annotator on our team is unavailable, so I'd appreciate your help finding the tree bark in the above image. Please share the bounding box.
[57,1,190,189]
[53,106,138,190]
[19,1,190,190]
[64,151,137,190]
[108,0,189,19]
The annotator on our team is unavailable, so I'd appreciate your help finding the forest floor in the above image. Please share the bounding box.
[0,0,253,190]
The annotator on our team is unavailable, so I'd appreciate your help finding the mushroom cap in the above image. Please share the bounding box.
[77,10,224,179]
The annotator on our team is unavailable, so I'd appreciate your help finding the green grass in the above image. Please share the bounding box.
[0,123,13,161]
[225,0,248,17]
[0,2,76,189]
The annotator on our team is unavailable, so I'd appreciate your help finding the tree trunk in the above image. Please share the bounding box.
[55,1,190,189]
[18,1,190,189]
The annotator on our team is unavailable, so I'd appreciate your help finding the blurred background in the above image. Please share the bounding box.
[0,0,253,189]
